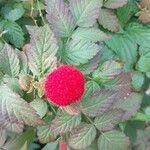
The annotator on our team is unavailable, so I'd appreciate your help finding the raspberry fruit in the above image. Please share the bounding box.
[44,65,85,106]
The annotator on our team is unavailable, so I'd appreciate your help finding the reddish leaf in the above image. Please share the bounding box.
[105,72,132,100]
[98,9,120,32]
[104,0,128,9]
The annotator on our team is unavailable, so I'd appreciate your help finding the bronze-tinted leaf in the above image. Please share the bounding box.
[98,9,120,32]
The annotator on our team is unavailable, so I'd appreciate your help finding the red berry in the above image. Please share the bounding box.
[59,141,68,150]
[44,65,85,106]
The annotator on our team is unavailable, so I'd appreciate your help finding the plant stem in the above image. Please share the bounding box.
[84,114,94,125]
[50,104,57,115]
[37,0,46,25]
[30,0,38,26]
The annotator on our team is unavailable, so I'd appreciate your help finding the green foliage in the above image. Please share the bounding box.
[26,24,58,77]
[71,27,109,42]
[105,34,138,70]
[5,129,36,150]
[0,44,20,77]
[70,0,100,27]
[64,39,99,66]
[114,93,143,121]
[94,110,123,131]
[98,130,130,150]
[0,82,44,133]
[30,99,48,118]
[45,0,75,37]
[126,22,150,47]
[68,123,97,149]
[117,0,139,26]
[0,20,24,48]
[1,3,25,21]
[37,125,56,144]
[132,72,145,91]
[0,0,150,149]
[81,89,117,117]
[50,110,81,135]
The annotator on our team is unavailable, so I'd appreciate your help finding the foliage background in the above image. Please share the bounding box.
[0,0,150,150]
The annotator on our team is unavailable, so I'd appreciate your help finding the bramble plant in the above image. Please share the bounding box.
[0,0,150,150]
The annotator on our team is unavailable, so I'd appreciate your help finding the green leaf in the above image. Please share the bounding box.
[84,80,100,98]
[105,34,138,70]
[124,121,139,142]
[42,142,58,150]
[114,93,143,121]
[132,72,145,91]
[126,22,150,47]
[132,112,150,121]
[0,83,44,132]
[68,123,96,149]
[1,3,25,21]
[94,110,123,131]
[139,46,150,55]
[100,44,116,63]
[0,40,4,50]
[86,140,98,150]
[0,44,20,77]
[50,110,81,135]
[0,72,4,82]
[37,125,56,144]
[64,39,99,66]
[97,130,130,150]
[6,129,36,150]
[30,99,48,118]
[26,25,58,77]
[81,89,117,117]
[117,0,139,26]
[93,60,122,82]
[0,20,24,48]
[2,76,23,96]
[17,48,29,74]
[72,27,109,42]
[98,9,120,32]
[145,107,150,117]
[20,141,28,150]
[70,0,100,27]
[134,129,150,150]
[104,0,127,9]
[137,51,150,72]
[45,0,75,37]
[78,52,101,75]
